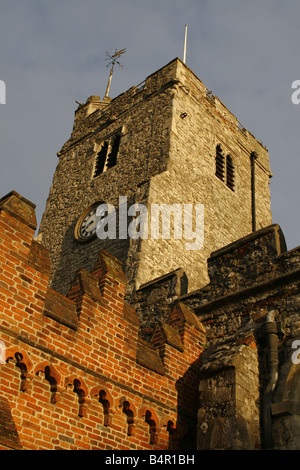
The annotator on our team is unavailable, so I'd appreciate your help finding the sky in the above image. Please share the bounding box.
[0,0,299,250]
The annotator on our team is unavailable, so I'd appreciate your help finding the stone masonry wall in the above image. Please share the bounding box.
[0,191,205,450]
[179,224,300,450]
[135,59,272,292]
[38,60,179,297]
[38,58,272,303]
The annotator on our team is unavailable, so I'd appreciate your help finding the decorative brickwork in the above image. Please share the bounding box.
[0,191,205,450]
[1,190,300,449]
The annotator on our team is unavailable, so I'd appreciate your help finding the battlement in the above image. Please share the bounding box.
[181,223,300,311]
[67,58,269,158]
[0,191,205,450]
[1,191,300,450]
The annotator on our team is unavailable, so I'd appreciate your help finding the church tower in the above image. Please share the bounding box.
[38,58,272,300]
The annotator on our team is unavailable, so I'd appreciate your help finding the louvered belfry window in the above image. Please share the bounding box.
[215,145,225,181]
[94,141,109,177]
[106,132,121,169]
[226,155,235,191]
[215,145,235,191]
[93,130,121,178]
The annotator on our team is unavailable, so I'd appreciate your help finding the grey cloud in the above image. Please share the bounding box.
[0,0,299,249]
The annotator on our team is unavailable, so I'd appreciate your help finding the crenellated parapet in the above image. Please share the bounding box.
[0,191,206,450]
[2,190,299,450]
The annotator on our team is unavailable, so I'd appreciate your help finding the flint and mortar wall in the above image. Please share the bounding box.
[38,60,177,298]
[0,191,205,450]
[38,58,272,301]
[179,224,300,450]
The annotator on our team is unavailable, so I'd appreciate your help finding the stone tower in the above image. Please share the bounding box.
[38,58,272,300]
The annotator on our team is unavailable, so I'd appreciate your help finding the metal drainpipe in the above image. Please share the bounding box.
[250,151,258,232]
[262,310,279,450]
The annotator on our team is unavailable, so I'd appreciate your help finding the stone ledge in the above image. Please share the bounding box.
[76,268,102,303]
[92,250,127,285]
[271,400,300,417]
[209,224,287,261]
[158,322,184,352]
[136,338,165,375]
[0,190,37,230]
[43,288,78,330]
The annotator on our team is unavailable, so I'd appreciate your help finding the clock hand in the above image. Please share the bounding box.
[86,219,96,229]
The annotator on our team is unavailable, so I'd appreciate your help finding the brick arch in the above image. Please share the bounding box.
[161,415,177,432]
[90,386,114,426]
[5,346,33,392]
[139,406,159,445]
[65,375,88,417]
[34,362,61,404]
[117,396,136,436]
[160,416,178,449]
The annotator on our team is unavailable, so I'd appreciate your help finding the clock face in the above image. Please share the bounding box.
[75,204,98,242]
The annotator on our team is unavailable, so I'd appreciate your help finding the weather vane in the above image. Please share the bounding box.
[104,47,127,98]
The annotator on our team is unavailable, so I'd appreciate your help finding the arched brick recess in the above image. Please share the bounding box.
[34,362,61,404]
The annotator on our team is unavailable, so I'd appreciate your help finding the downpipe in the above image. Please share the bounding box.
[250,151,258,232]
[262,310,279,450]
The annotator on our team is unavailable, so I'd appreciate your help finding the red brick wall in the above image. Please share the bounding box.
[0,191,205,450]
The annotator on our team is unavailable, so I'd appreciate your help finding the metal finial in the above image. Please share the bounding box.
[104,47,127,98]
